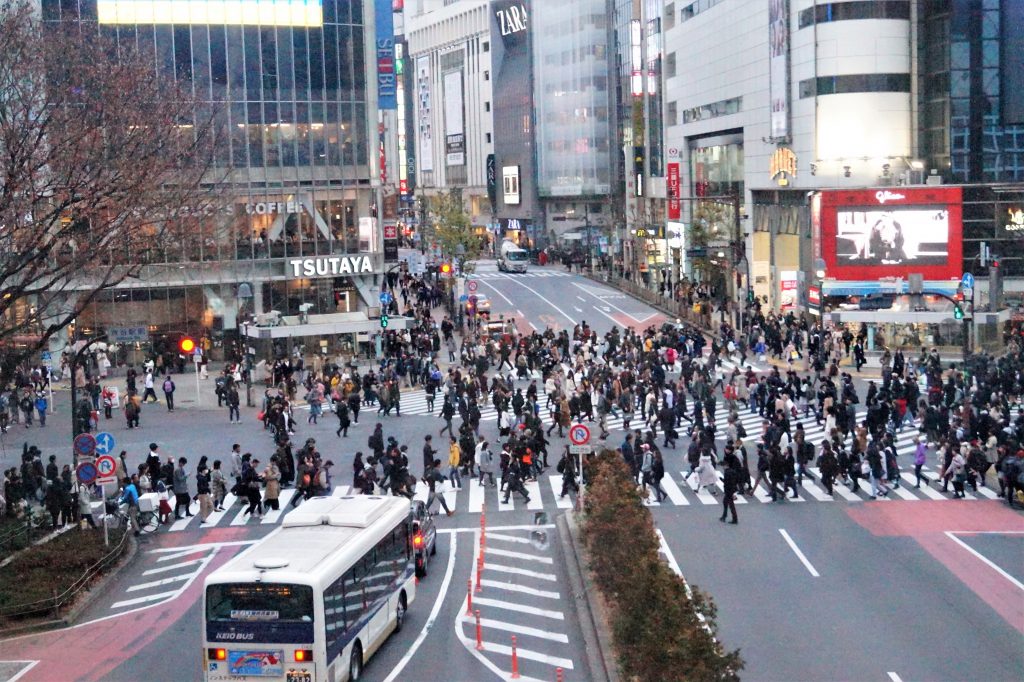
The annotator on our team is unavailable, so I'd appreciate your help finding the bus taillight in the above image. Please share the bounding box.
[208,648,227,661]
[294,649,313,662]
[413,533,424,548]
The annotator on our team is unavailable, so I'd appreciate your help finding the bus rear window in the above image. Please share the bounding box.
[206,584,314,623]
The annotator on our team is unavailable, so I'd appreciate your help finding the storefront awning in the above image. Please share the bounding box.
[242,312,409,339]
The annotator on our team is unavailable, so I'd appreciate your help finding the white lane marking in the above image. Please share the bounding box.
[262,489,296,524]
[143,559,203,576]
[485,547,554,564]
[486,533,532,545]
[571,281,659,323]
[477,278,516,307]
[548,476,573,509]
[479,579,560,599]
[476,640,575,669]
[798,476,834,502]
[168,503,199,531]
[888,673,903,682]
[463,615,569,643]
[944,532,1024,592]
[529,321,539,331]
[655,529,682,576]
[110,589,181,609]
[524,480,543,510]
[576,296,586,301]
[494,274,577,324]
[149,540,256,553]
[974,485,999,499]
[751,484,774,503]
[229,503,256,526]
[471,596,565,620]
[484,563,558,582]
[126,574,191,592]
[779,528,820,577]
[155,548,208,562]
[516,309,525,317]
[467,478,486,513]
[4,661,39,682]
[381,533,457,682]
[809,468,862,502]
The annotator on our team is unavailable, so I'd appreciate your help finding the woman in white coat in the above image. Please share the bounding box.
[697,452,718,494]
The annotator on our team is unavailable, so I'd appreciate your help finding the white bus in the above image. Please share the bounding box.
[202,495,416,682]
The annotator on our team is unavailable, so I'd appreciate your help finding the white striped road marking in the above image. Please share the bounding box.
[485,547,554,565]
[179,493,237,531]
[478,580,560,600]
[463,615,569,643]
[156,547,208,562]
[888,673,903,682]
[974,485,999,499]
[547,476,573,509]
[262,489,296,523]
[474,640,574,669]
[143,559,203,576]
[656,529,682,576]
[468,478,486,513]
[798,476,834,502]
[486,533,533,545]
[886,483,920,501]
[524,480,543,510]
[168,503,199,531]
[899,473,947,499]
[471,596,564,620]
[230,503,257,526]
[808,468,862,502]
[126,574,191,592]
[484,564,558,582]
[110,589,180,609]
[661,474,691,505]
[751,484,775,503]
[497,487,515,512]
[779,528,820,577]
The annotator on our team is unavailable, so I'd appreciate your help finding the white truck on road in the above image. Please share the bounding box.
[497,240,529,273]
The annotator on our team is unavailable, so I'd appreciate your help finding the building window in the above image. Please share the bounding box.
[798,73,911,98]
[681,96,742,123]
[665,3,676,30]
[484,70,490,81]
[485,101,491,112]
[482,41,489,52]
[680,0,728,23]
[798,1,910,30]
[667,101,678,126]
[665,52,676,79]
[486,132,492,143]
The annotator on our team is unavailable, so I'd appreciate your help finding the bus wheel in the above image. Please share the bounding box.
[349,643,363,681]
[395,593,407,632]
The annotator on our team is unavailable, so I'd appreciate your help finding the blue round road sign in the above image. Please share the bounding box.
[76,462,97,486]
[94,432,116,456]
[73,433,97,457]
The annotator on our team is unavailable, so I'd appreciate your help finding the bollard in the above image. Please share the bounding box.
[466,579,473,615]
[475,609,484,650]
[556,667,564,682]
[475,556,483,593]
[510,635,520,679]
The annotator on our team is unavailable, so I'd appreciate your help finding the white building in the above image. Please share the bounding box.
[661,0,916,308]
[406,0,496,229]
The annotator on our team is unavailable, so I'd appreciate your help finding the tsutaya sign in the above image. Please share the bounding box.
[288,256,375,278]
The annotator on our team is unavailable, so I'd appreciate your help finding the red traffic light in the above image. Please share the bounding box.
[179,337,196,354]
[440,263,452,275]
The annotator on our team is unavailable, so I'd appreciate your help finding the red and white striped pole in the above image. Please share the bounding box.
[475,610,484,651]
[465,579,473,615]
[510,635,521,679]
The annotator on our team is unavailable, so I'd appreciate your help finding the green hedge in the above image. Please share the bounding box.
[581,449,743,682]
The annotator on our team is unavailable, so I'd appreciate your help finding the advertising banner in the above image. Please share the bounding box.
[769,0,790,139]
[666,162,681,220]
[486,154,497,209]
[416,56,433,173]
[443,70,465,166]
[820,187,963,281]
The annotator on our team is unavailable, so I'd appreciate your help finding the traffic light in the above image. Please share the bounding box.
[179,337,196,354]
[953,305,964,320]
[440,262,452,276]
[380,314,389,329]
[747,289,755,304]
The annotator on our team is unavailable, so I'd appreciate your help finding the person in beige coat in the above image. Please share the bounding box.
[262,457,282,511]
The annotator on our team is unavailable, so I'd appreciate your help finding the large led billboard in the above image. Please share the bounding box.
[97,0,324,27]
[820,187,962,281]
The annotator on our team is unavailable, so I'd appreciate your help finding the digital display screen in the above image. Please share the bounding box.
[834,208,949,267]
[97,1,324,27]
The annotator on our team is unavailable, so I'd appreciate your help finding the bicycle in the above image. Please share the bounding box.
[108,500,159,535]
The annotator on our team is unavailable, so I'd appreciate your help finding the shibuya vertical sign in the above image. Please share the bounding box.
[375,0,396,110]
[666,163,681,220]
[768,0,790,139]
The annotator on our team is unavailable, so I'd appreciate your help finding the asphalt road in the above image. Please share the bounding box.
[3,261,1020,681]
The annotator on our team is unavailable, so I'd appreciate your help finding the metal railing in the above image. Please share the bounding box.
[0,528,130,623]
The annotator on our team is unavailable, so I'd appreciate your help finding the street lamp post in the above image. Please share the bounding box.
[815,266,826,369]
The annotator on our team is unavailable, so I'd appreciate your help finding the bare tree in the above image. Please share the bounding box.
[0,1,221,384]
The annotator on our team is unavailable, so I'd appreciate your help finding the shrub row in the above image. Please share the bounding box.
[581,449,743,682]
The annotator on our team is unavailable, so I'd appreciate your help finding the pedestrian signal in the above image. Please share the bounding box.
[179,337,196,353]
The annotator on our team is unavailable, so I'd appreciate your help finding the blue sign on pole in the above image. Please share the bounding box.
[94,432,116,456]
[961,272,975,289]
[379,291,394,305]
[73,433,97,457]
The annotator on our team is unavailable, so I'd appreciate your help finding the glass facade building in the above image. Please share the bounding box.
[41,0,378,355]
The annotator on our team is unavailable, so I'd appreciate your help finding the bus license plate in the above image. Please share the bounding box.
[227,650,285,676]
[286,672,312,682]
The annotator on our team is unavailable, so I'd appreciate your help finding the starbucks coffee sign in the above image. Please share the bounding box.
[288,255,376,278]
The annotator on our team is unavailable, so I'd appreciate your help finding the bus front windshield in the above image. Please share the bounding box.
[206,583,314,624]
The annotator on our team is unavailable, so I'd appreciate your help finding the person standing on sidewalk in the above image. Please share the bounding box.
[162,375,176,411]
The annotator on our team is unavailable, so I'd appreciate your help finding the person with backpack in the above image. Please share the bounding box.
[558,447,579,499]
[162,375,176,411]
[335,400,351,437]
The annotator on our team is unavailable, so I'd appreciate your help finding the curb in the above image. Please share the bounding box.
[556,512,619,682]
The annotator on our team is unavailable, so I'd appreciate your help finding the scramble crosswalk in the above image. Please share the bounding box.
[468,271,575,280]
